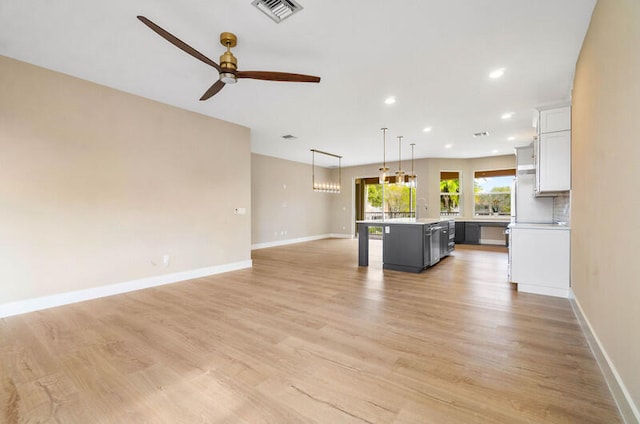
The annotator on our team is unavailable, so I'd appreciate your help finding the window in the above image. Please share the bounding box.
[474,169,515,216]
[364,177,415,221]
[356,177,415,237]
[440,171,460,216]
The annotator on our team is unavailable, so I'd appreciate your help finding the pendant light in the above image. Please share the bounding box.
[379,128,389,184]
[395,136,405,185]
[408,143,417,186]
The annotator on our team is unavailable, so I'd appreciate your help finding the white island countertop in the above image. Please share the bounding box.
[356,218,451,225]
[455,217,511,223]
[357,217,511,225]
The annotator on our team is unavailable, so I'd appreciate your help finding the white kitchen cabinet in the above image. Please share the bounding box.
[539,106,571,133]
[535,105,571,194]
[536,130,571,192]
[515,145,534,170]
[509,224,570,298]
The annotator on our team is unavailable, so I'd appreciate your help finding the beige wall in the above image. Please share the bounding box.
[329,155,516,235]
[0,56,251,306]
[251,154,332,246]
[572,0,640,415]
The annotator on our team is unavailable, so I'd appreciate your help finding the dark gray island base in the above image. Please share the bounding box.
[357,219,455,273]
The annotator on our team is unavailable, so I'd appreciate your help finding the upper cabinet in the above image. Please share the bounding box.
[539,106,571,133]
[535,106,571,195]
[515,145,535,171]
[537,131,571,192]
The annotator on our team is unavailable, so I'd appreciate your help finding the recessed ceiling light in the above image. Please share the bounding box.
[384,96,396,105]
[508,136,515,141]
[444,144,453,149]
[501,112,514,120]
[423,126,432,133]
[492,149,499,154]
[489,68,505,79]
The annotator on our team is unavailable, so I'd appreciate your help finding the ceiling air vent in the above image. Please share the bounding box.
[282,134,298,140]
[252,0,303,23]
[473,131,490,137]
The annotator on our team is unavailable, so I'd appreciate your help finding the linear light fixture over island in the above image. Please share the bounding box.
[311,149,342,193]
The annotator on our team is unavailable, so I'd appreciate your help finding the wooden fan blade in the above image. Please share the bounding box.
[137,16,221,72]
[236,71,320,83]
[200,80,226,101]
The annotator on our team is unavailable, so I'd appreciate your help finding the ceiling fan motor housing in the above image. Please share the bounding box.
[219,50,237,70]
[219,32,238,71]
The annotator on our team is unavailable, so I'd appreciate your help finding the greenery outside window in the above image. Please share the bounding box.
[357,176,415,237]
[440,171,460,216]
[474,169,516,216]
[366,176,415,220]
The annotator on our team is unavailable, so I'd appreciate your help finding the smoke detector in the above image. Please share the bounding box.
[252,0,303,23]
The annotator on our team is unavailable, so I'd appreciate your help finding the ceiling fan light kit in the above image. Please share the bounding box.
[219,73,237,84]
[136,16,320,100]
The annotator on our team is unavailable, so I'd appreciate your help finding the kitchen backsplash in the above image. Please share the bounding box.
[553,192,571,223]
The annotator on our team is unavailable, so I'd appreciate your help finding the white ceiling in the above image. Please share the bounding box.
[0,0,596,167]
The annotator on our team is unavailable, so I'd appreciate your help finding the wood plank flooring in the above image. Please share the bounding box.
[0,240,621,423]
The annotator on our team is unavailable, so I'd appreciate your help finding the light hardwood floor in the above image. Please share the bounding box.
[0,240,621,423]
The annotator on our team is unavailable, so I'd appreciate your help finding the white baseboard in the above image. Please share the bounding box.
[517,283,570,298]
[479,239,507,246]
[251,233,352,250]
[0,260,253,319]
[570,290,640,423]
[329,233,354,239]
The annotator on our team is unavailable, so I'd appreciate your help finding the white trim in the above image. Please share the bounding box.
[517,283,570,298]
[329,233,353,239]
[251,233,352,250]
[479,239,507,246]
[251,234,329,250]
[0,260,252,318]
[570,290,640,423]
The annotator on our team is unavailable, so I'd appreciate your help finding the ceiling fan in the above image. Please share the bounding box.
[137,16,321,101]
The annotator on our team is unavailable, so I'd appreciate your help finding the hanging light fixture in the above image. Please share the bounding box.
[311,149,342,193]
[408,143,417,187]
[379,128,389,184]
[395,135,405,185]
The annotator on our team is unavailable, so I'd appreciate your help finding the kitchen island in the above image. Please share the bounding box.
[356,219,455,272]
